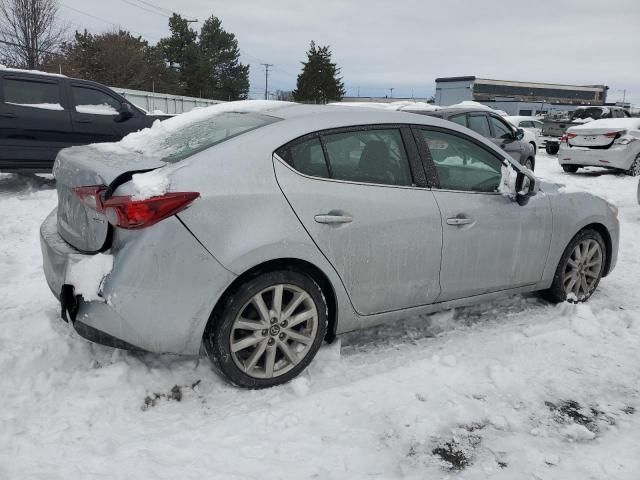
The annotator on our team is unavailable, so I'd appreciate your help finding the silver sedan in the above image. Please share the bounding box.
[40,102,619,388]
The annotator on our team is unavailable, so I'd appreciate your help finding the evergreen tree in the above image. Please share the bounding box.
[292,41,345,104]
[158,14,249,100]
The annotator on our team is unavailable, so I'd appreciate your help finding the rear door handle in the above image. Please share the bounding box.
[446,216,474,226]
[75,117,92,124]
[0,112,16,118]
[314,213,353,224]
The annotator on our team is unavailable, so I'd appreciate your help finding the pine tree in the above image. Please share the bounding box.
[292,41,345,104]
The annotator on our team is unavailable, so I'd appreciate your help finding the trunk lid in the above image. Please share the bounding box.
[54,145,165,252]
[567,126,625,148]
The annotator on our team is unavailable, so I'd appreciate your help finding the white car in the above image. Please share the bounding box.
[558,118,640,175]
[507,116,544,154]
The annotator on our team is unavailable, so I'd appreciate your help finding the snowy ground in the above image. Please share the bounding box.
[1,153,640,479]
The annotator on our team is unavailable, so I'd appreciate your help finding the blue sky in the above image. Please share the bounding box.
[61,0,639,104]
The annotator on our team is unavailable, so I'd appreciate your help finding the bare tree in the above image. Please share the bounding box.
[0,0,67,68]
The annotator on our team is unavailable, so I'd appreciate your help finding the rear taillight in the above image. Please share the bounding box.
[72,186,199,229]
[604,131,622,138]
[566,132,577,139]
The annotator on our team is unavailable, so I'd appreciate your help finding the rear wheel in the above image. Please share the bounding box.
[205,271,328,389]
[562,165,579,173]
[546,143,560,155]
[530,142,537,156]
[541,229,606,303]
[625,153,640,176]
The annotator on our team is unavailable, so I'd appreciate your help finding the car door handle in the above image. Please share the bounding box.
[314,214,353,224]
[76,118,92,124]
[446,216,474,226]
[0,112,16,118]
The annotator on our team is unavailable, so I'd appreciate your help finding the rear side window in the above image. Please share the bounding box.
[323,129,412,186]
[467,114,491,137]
[277,137,329,178]
[72,86,121,115]
[3,78,62,111]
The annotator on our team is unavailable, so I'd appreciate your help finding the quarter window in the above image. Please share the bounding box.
[467,114,491,137]
[449,114,467,127]
[277,137,329,178]
[72,86,122,115]
[3,78,62,110]
[323,129,412,186]
[420,130,504,193]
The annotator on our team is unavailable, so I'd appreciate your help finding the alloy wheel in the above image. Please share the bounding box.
[563,239,603,301]
[229,284,319,379]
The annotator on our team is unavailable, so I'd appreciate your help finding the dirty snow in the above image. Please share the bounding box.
[1,153,640,479]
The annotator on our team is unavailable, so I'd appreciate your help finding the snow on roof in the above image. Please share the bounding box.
[568,118,640,132]
[330,101,440,112]
[0,64,66,77]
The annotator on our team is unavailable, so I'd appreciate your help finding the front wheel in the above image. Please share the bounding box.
[562,165,579,173]
[541,229,606,303]
[205,271,328,389]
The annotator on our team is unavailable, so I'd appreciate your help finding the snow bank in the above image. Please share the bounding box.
[65,253,113,301]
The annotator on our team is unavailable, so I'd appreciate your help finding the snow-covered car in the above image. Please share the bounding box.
[507,116,544,153]
[40,101,619,389]
[558,118,640,175]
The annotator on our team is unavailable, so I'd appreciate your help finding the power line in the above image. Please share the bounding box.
[119,0,169,18]
[60,3,159,41]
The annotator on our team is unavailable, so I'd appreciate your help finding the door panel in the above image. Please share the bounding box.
[0,76,72,168]
[433,191,552,301]
[274,160,442,315]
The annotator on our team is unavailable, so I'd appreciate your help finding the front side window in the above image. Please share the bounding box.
[72,86,122,115]
[420,129,504,193]
[3,78,62,110]
[532,120,544,129]
[449,114,467,127]
[467,114,491,137]
[489,115,514,140]
[277,137,329,178]
[323,129,412,186]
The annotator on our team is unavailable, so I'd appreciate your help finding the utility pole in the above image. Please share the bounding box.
[389,87,394,98]
[261,63,273,100]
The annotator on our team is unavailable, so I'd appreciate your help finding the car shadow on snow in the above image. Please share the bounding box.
[0,173,55,195]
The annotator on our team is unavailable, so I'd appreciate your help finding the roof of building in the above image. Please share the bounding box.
[436,76,607,91]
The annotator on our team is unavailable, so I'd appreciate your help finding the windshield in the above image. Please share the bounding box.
[571,107,607,120]
[158,112,279,163]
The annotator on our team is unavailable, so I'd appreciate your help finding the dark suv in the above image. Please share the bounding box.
[0,68,169,172]
[405,107,536,170]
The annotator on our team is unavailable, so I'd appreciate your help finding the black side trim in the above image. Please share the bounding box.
[74,319,146,352]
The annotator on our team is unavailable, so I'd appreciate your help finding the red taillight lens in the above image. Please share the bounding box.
[72,186,199,229]
[103,192,200,229]
[566,132,578,139]
[604,131,621,138]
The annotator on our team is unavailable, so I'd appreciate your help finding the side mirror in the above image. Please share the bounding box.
[515,169,538,206]
[115,102,134,122]
[514,128,525,141]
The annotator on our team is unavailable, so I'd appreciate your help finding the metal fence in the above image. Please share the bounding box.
[108,87,223,114]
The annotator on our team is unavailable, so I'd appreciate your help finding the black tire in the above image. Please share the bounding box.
[530,142,537,156]
[540,229,606,304]
[625,153,640,176]
[205,270,328,389]
[524,157,535,171]
[546,143,560,155]
[562,165,579,173]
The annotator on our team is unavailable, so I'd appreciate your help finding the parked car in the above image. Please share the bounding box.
[0,66,170,172]
[507,116,544,154]
[558,118,640,175]
[41,101,619,388]
[408,107,536,170]
[542,106,631,155]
